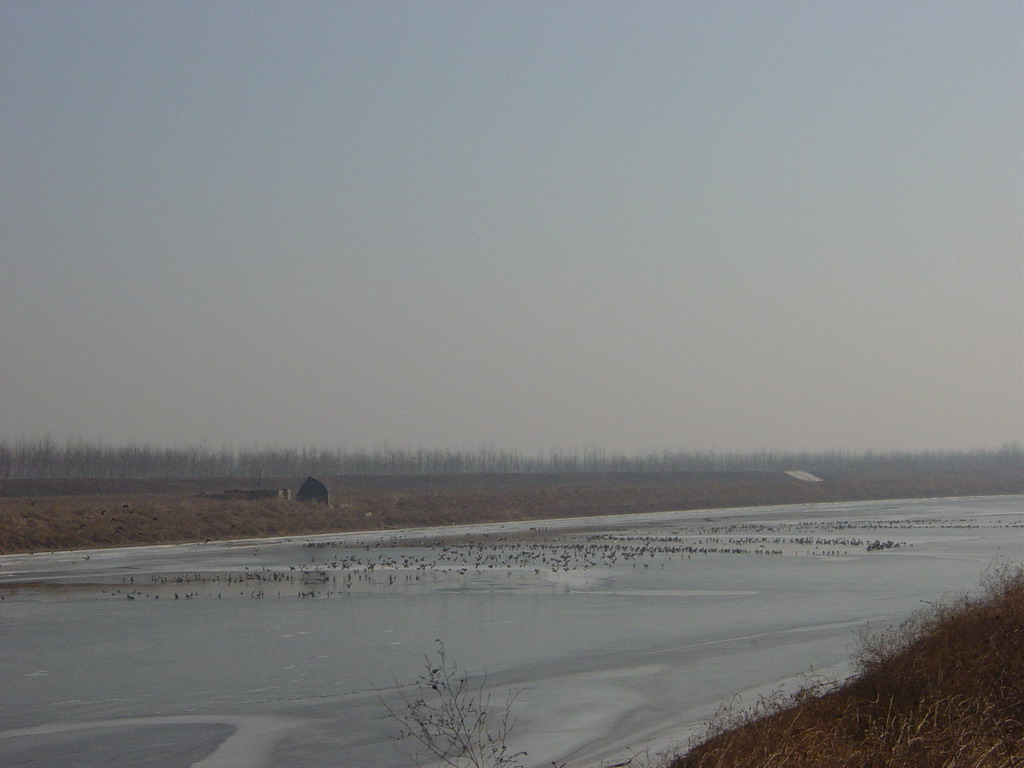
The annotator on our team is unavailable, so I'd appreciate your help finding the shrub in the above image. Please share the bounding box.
[673,566,1024,768]
[382,641,527,768]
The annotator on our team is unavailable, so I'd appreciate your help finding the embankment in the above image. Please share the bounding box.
[671,567,1024,767]
[0,467,1020,554]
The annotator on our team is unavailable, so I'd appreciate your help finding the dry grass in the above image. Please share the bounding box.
[0,468,1020,554]
[671,567,1024,768]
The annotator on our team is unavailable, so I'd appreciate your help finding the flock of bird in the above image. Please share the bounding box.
[86,516,930,601]
[5,512,1016,603]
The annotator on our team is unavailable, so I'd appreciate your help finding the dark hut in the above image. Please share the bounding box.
[296,476,329,504]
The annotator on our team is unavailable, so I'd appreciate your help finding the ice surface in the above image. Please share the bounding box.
[0,495,1020,767]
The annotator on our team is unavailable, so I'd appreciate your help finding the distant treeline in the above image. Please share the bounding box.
[0,438,1021,479]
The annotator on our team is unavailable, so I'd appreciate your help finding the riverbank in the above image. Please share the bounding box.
[671,566,1024,767]
[1,467,1020,554]
[2,495,1019,768]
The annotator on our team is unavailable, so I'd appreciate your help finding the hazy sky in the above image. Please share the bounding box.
[2,2,1021,454]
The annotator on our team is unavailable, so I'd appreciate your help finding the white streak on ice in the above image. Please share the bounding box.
[0,715,298,768]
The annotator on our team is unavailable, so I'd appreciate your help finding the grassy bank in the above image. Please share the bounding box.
[0,467,1020,554]
[672,567,1024,768]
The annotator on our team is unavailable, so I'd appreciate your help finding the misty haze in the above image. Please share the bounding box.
[1,2,1021,767]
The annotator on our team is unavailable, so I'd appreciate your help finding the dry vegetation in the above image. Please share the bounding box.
[1,463,1020,765]
[672,567,1024,768]
[0,468,1021,554]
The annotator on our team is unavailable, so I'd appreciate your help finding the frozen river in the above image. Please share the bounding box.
[1,495,1021,767]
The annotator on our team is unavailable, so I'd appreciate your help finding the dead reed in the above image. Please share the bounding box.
[672,566,1024,768]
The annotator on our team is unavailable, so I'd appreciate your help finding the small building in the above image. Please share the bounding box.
[784,470,824,482]
[296,476,329,504]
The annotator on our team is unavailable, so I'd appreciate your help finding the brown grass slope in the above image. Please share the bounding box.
[673,568,1024,768]
[0,468,1020,554]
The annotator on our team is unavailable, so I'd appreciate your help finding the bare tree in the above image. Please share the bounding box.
[382,641,527,768]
